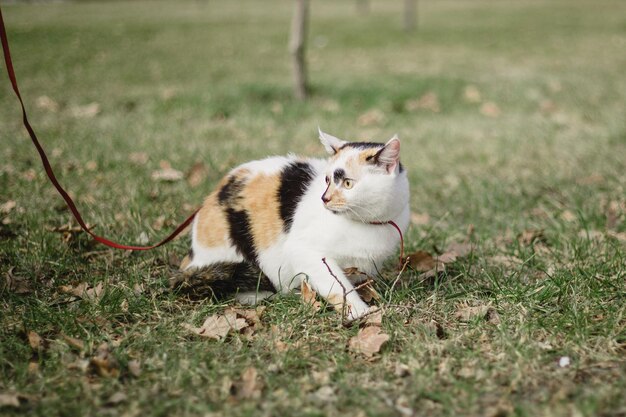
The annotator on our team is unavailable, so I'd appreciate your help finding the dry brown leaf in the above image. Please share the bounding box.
[348,326,390,358]
[455,305,490,322]
[407,250,435,272]
[106,392,127,406]
[151,167,184,182]
[233,367,263,400]
[128,359,141,377]
[27,331,42,350]
[183,310,249,340]
[61,334,85,352]
[70,102,100,118]
[464,85,482,103]
[357,109,386,126]
[300,281,322,312]
[0,393,20,408]
[518,229,547,246]
[60,282,104,301]
[364,307,383,327]
[36,95,60,112]
[480,102,501,118]
[3,267,31,294]
[129,152,149,165]
[90,342,120,378]
[410,212,430,225]
[186,162,208,188]
[355,279,380,303]
[0,200,16,214]
[405,92,440,113]
[229,306,266,326]
[446,241,473,258]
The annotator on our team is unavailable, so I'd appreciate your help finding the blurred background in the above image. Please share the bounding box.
[1,2,625,416]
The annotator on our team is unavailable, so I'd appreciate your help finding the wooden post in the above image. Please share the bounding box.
[403,0,417,32]
[289,0,310,100]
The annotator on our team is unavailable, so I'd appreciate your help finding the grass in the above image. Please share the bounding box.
[1,0,625,416]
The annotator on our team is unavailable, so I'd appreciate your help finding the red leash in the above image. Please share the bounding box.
[0,7,198,250]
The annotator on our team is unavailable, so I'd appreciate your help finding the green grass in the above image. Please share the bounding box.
[1,0,625,416]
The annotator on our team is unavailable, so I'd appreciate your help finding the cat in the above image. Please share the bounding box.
[176,129,410,321]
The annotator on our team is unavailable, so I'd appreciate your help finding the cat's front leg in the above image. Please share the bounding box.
[299,256,370,322]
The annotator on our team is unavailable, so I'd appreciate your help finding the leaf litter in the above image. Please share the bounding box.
[183,307,265,340]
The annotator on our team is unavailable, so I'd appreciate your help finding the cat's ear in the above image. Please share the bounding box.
[373,135,401,174]
[318,128,347,155]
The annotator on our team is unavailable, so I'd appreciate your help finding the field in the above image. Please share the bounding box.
[1,0,625,416]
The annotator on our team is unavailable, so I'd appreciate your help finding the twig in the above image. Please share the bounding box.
[321,257,348,319]
[387,256,410,301]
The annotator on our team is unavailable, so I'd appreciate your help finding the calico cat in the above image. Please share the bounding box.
[178,130,410,321]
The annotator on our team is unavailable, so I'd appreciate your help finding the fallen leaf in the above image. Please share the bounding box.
[0,393,20,408]
[464,85,482,103]
[348,326,390,358]
[61,334,85,352]
[310,386,336,403]
[407,251,439,272]
[128,359,141,377]
[405,92,440,113]
[0,200,16,214]
[129,152,149,165]
[233,367,263,400]
[357,109,386,126]
[48,222,95,244]
[229,306,266,327]
[90,342,120,378]
[445,241,473,258]
[410,212,430,225]
[186,162,208,188]
[480,102,501,118]
[518,229,547,246]
[608,231,626,242]
[27,331,42,350]
[70,102,100,118]
[354,279,380,303]
[36,95,60,112]
[364,307,383,327]
[151,167,184,182]
[60,282,104,301]
[84,160,98,171]
[455,305,490,322]
[106,392,127,406]
[3,267,32,294]
[182,310,249,340]
[300,281,321,312]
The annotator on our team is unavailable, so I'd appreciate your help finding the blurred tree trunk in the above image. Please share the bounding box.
[356,0,370,15]
[289,0,310,100]
[403,0,417,31]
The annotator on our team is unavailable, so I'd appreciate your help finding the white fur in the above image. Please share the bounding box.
[190,134,410,322]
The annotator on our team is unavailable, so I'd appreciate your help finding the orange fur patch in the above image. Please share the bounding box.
[359,149,379,164]
[195,193,230,248]
[240,174,283,250]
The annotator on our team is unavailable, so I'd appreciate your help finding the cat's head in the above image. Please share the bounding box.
[318,129,409,222]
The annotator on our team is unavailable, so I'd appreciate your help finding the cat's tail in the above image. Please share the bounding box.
[169,262,275,301]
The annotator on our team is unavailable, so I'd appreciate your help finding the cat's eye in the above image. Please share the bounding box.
[325,176,330,185]
[343,179,354,189]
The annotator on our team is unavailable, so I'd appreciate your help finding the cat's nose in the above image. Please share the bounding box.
[321,194,331,204]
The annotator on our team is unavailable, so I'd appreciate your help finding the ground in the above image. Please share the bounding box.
[0,0,625,416]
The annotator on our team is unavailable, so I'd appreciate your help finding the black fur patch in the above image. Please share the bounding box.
[340,141,383,150]
[278,162,315,231]
[226,208,257,262]
[333,168,345,184]
[170,262,275,300]
[218,175,245,206]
